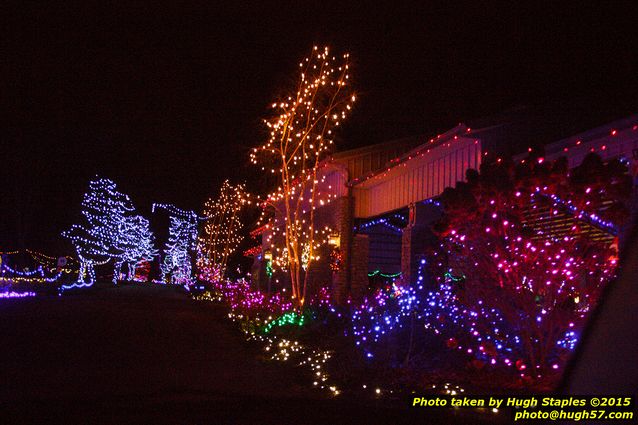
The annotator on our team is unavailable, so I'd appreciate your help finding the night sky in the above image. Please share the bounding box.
[3,2,637,253]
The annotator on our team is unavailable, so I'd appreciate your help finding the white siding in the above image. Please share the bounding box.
[354,137,482,218]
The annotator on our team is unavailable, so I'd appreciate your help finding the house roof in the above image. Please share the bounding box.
[348,124,471,187]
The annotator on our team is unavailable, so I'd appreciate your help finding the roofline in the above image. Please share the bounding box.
[329,137,421,161]
[347,123,470,187]
[543,113,638,155]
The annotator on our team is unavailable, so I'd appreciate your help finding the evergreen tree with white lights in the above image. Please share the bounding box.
[160,216,198,284]
[197,180,250,282]
[63,178,133,283]
[116,215,158,281]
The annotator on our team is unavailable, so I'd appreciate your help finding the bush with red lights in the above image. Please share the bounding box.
[352,153,629,383]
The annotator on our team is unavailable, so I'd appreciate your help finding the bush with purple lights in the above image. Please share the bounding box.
[351,154,628,383]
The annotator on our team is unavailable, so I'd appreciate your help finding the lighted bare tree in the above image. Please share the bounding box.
[250,46,355,306]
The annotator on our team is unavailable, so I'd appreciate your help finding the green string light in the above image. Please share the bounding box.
[367,270,402,278]
[266,259,273,278]
[262,311,308,333]
[444,271,465,282]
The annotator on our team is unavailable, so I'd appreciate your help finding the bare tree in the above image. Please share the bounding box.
[251,46,355,306]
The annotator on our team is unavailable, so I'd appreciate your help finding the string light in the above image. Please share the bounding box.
[356,217,403,234]
[152,203,202,219]
[262,311,309,333]
[0,263,69,283]
[367,270,402,278]
[538,120,638,160]
[0,291,36,298]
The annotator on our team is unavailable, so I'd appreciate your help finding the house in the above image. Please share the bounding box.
[251,113,638,304]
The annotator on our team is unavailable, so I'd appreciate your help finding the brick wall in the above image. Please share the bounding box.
[331,196,353,305]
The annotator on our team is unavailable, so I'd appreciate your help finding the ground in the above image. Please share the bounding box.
[0,283,501,424]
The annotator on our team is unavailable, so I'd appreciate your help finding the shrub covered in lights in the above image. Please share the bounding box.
[212,279,292,317]
[352,154,628,383]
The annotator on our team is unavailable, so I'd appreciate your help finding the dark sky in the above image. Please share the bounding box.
[2,1,638,253]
